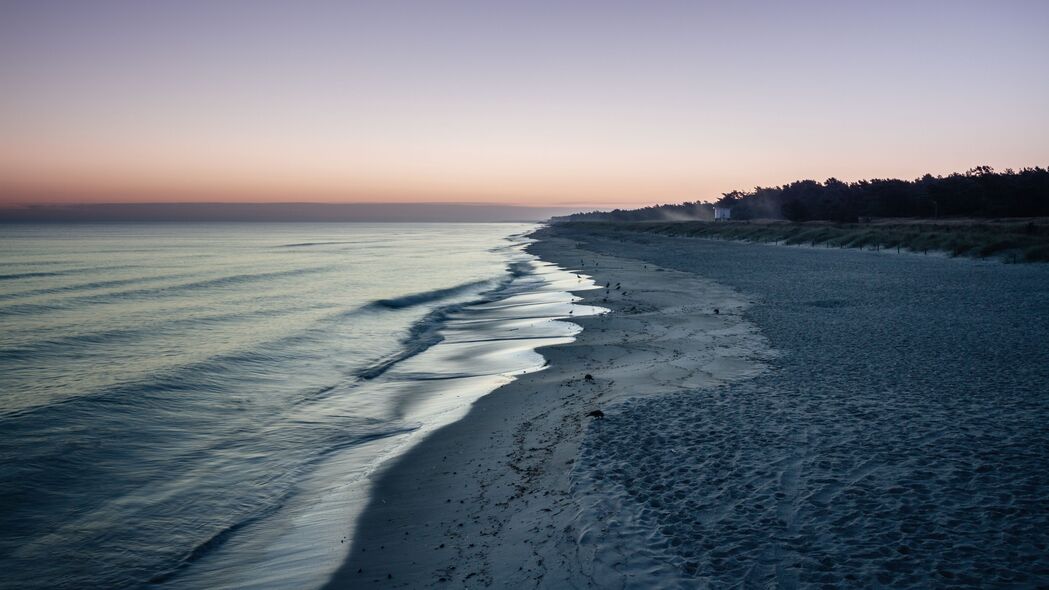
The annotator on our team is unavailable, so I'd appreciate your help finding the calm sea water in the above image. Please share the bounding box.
[0,223,602,589]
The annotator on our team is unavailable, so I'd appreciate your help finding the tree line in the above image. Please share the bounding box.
[556,167,1049,223]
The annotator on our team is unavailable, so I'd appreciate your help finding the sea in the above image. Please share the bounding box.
[0,223,603,589]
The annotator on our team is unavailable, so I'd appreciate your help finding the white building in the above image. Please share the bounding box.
[713,206,732,220]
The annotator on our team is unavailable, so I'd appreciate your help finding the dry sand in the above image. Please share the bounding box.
[544,224,1049,588]
[324,232,771,588]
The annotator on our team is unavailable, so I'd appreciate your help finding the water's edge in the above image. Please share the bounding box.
[162,232,606,590]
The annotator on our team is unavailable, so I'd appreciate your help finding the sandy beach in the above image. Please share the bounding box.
[328,223,1049,588]
[6,4,1047,588]
[325,229,771,588]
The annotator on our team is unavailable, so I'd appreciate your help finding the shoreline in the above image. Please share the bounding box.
[148,232,604,590]
[324,227,770,588]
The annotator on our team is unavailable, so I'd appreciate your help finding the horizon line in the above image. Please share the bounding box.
[0,201,597,223]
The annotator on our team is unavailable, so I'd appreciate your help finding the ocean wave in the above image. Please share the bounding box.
[0,303,328,364]
[0,273,188,302]
[0,315,334,420]
[355,269,535,379]
[356,306,458,380]
[126,266,337,297]
[277,241,362,248]
[0,266,335,317]
[366,279,495,310]
[0,270,70,281]
[144,424,415,587]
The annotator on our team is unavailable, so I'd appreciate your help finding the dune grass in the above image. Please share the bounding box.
[555,219,1049,262]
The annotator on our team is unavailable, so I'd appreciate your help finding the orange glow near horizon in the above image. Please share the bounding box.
[1,1,1046,210]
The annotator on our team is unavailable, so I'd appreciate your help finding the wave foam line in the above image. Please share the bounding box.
[356,267,536,380]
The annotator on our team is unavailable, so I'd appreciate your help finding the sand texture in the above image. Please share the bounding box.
[325,232,769,588]
[330,224,1049,588]
[563,224,1049,588]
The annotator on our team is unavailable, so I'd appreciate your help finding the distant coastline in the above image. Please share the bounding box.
[545,167,1049,261]
[554,167,1049,224]
[0,202,581,223]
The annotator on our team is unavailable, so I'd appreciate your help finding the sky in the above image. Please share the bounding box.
[1,0,1047,209]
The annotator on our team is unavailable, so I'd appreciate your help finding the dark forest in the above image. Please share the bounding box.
[559,167,1049,222]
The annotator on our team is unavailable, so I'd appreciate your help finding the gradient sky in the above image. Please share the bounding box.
[1,0,1047,208]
